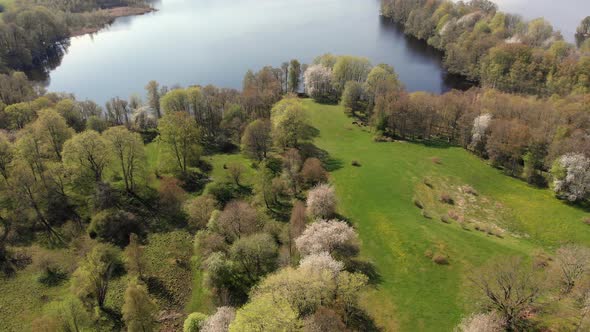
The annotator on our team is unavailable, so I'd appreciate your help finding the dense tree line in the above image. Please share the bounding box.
[0,0,150,73]
[302,53,590,204]
[381,0,590,96]
[0,54,342,330]
[372,87,590,198]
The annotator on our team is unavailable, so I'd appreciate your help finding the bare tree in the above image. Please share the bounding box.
[469,257,541,330]
[554,245,590,293]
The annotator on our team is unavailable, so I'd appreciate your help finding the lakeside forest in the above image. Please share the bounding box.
[0,0,590,331]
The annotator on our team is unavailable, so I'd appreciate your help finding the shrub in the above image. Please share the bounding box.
[158,177,188,218]
[351,160,361,167]
[448,210,460,221]
[413,198,424,209]
[184,312,208,332]
[88,209,142,247]
[303,307,347,332]
[440,193,454,205]
[432,254,449,265]
[35,252,67,286]
[440,216,451,224]
[423,178,433,188]
[201,306,236,332]
[301,158,328,186]
[177,170,209,193]
[184,195,217,230]
[421,210,432,219]
[463,185,478,196]
[456,312,505,332]
[208,182,237,206]
[306,184,337,219]
[217,201,260,241]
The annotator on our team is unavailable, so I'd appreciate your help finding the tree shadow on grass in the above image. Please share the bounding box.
[303,124,320,139]
[559,198,590,214]
[412,138,454,149]
[347,305,382,331]
[298,142,343,172]
[146,276,175,304]
[346,259,382,285]
[101,306,123,331]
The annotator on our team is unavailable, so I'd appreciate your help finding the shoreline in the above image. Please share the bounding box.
[70,6,156,37]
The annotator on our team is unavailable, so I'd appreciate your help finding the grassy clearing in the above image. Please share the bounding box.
[0,232,196,331]
[303,99,590,331]
[145,141,259,316]
[0,246,74,331]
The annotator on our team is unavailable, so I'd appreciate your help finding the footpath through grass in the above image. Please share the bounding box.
[304,99,590,331]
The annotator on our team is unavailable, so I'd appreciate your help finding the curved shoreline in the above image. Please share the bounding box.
[70,6,157,37]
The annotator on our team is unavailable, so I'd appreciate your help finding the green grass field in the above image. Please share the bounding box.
[303,99,590,331]
[0,0,15,17]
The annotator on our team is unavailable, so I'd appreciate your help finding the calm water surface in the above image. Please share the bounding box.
[44,0,590,104]
[45,0,466,103]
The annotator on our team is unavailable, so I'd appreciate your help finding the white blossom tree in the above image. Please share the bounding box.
[295,219,357,256]
[303,65,337,103]
[299,251,344,277]
[306,183,337,219]
[470,114,492,147]
[202,306,236,332]
[552,153,590,202]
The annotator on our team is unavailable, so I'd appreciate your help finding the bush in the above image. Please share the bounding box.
[432,253,449,265]
[34,252,67,286]
[88,209,143,247]
[413,198,424,209]
[456,312,505,332]
[463,185,478,196]
[185,195,217,231]
[351,160,361,167]
[177,170,209,193]
[423,178,433,188]
[448,210,460,221]
[421,210,432,219]
[184,312,208,332]
[208,182,236,206]
[440,193,454,205]
[301,158,328,186]
[440,216,451,224]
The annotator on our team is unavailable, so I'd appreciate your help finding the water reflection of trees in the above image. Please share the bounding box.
[378,15,474,92]
[26,39,70,88]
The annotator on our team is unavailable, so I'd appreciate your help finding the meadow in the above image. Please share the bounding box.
[1,98,589,331]
[302,99,590,331]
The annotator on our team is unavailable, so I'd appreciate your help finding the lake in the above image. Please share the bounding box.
[43,0,589,104]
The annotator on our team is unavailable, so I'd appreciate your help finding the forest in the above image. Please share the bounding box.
[0,0,151,73]
[381,0,590,96]
[0,0,589,331]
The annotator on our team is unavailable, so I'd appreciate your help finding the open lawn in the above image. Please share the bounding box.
[303,99,590,331]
